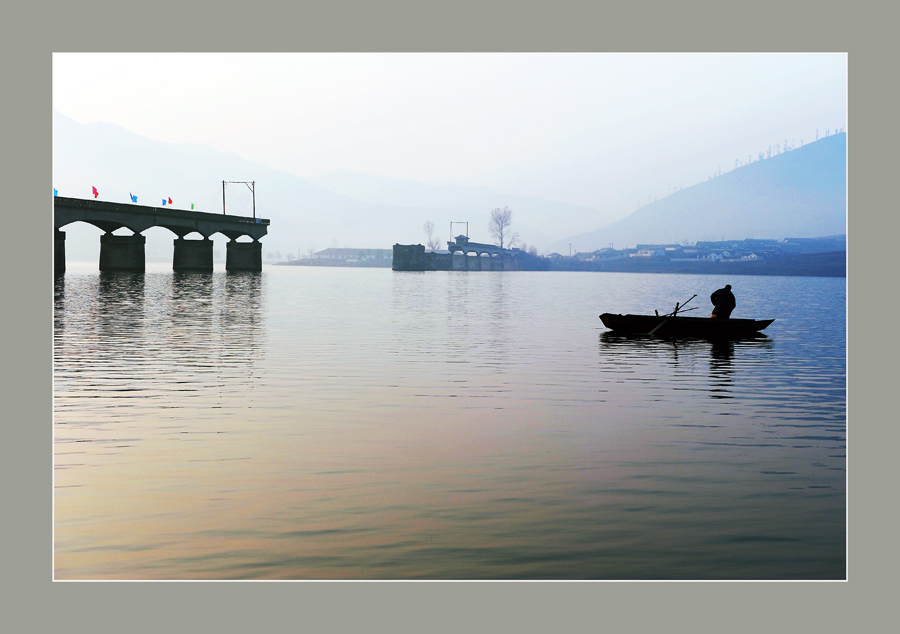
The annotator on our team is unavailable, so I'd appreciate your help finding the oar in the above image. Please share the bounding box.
[670,294,697,316]
[651,294,698,335]
[649,317,670,335]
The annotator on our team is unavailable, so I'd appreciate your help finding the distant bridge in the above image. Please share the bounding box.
[54,196,270,272]
[393,235,544,271]
[447,235,517,257]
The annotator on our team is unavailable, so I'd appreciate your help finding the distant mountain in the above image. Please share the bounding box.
[51,112,451,260]
[304,170,621,245]
[548,132,847,254]
[53,112,846,262]
[51,112,608,261]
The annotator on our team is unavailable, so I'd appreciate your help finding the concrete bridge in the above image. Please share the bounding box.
[393,238,548,271]
[54,196,270,272]
[447,234,510,258]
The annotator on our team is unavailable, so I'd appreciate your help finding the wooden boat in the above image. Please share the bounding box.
[599,312,774,337]
[599,293,773,338]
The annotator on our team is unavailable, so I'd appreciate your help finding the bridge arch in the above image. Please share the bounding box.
[56,217,145,235]
[157,224,212,239]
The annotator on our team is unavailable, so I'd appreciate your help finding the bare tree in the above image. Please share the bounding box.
[423,221,441,252]
[489,207,518,249]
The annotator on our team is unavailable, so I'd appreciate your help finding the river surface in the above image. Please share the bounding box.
[53,263,846,579]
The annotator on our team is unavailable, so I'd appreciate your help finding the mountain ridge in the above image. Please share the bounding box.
[53,112,846,262]
[549,132,846,253]
[52,111,594,259]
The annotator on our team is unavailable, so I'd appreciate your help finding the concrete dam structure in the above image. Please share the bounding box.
[393,236,548,272]
[54,196,270,273]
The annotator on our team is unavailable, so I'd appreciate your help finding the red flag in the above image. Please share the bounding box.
[92,186,99,198]
[168,197,173,205]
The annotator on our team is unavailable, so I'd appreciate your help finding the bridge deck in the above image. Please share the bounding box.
[447,239,516,256]
[54,196,269,240]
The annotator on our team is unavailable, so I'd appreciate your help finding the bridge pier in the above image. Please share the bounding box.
[173,237,214,272]
[99,233,145,272]
[392,244,427,270]
[226,240,262,272]
[55,229,66,273]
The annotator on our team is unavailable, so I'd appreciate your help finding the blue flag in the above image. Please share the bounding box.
[53,188,58,197]
[162,198,167,206]
[130,193,137,203]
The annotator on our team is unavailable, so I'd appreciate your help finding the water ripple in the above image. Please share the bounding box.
[54,268,846,579]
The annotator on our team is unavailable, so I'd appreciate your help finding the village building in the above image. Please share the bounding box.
[313,248,393,263]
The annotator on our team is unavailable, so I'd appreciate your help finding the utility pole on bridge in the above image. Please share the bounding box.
[450,221,469,239]
[222,180,256,219]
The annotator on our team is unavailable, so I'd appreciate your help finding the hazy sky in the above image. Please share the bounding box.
[53,53,846,217]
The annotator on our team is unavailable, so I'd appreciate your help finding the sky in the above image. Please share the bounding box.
[53,53,846,218]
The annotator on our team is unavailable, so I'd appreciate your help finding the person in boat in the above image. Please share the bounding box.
[710,284,736,319]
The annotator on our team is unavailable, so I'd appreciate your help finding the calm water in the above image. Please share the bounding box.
[53,264,846,579]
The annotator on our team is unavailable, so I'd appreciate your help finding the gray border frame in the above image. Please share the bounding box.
[11,0,888,631]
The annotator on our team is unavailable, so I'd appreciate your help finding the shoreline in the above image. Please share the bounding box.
[276,250,846,277]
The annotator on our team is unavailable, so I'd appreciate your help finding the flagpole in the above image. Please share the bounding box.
[222,180,226,215]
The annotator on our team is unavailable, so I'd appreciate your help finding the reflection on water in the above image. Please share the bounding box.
[708,338,735,399]
[54,269,264,445]
[598,332,776,403]
[55,268,845,580]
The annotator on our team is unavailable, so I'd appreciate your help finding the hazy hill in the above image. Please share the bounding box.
[52,112,602,261]
[53,112,846,262]
[304,170,621,244]
[52,112,457,260]
[549,132,847,253]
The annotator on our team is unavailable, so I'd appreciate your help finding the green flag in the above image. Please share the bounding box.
[191,203,194,210]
